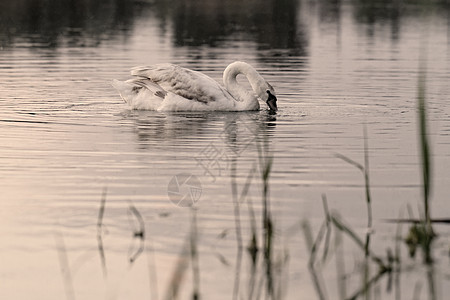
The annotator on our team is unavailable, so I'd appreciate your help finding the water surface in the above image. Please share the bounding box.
[1,0,450,299]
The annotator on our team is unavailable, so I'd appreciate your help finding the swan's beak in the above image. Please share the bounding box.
[266,92,278,112]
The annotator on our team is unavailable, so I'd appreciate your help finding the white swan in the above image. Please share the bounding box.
[112,61,277,112]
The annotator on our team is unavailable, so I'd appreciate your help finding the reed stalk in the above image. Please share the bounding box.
[97,187,107,278]
[257,136,275,299]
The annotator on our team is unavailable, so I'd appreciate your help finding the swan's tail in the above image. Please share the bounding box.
[112,79,136,104]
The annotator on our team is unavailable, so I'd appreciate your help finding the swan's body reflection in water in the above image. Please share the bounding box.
[124,110,276,183]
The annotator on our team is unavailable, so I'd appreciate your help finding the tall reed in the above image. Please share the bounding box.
[257,135,275,299]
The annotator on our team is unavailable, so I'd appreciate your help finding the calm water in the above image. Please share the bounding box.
[1,0,450,299]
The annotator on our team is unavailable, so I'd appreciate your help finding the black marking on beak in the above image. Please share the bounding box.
[266,91,278,112]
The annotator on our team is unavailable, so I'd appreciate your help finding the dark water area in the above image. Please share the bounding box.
[0,0,301,49]
[3,0,448,51]
[1,0,450,299]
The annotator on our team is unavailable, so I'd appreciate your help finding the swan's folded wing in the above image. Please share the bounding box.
[131,64,179,83]
[131,64,230,104]
[126,77,167,99]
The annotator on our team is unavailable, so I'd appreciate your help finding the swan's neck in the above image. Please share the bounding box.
[223,62,264,109]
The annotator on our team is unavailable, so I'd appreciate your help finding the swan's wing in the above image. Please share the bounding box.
[131,64,230,104]
[126,77,167,99]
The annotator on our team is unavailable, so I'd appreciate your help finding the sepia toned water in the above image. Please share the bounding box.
[1,0,449,299]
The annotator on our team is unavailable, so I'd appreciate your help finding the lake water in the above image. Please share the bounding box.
[1,0,449,299]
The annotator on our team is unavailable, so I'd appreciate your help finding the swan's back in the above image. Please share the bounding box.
[131,64,231,104]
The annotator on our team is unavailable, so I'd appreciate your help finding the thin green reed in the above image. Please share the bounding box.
[417,62,436,300]
[418,64,431,227]
[302,219,328,300]
[362,125,372,300]
[230,156,243,300]
[335,124,373,251]
[333,126,373,299]
[256,135,275,299]
[190,208,200,300]
[97,188,108,278]
[230,156,256,300]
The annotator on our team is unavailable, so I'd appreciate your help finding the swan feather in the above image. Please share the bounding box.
[131,64,231,104]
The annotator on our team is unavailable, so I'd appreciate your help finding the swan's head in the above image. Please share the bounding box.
[259,82,277,112]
